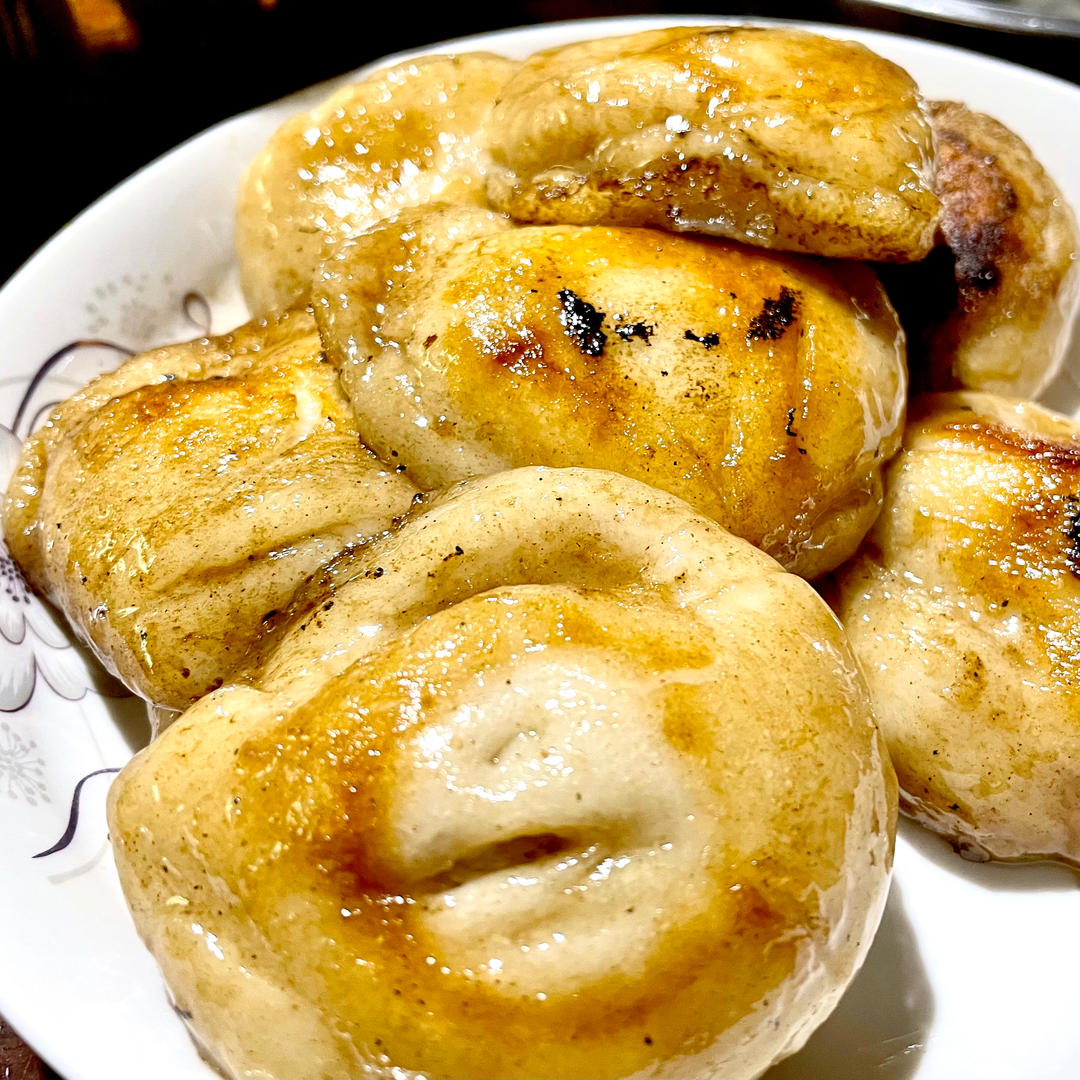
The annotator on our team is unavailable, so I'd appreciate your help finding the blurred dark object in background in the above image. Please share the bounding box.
[2,0,1078,287]
[0,1013,60,1079]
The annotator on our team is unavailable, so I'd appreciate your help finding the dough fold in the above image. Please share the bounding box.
[109,467,897,1080]
[3,308,416,711]
[485,26,940,262]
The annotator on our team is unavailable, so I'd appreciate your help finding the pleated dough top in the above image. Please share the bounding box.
[109,467,896,1080]
[3,308,416,710]
[485,26,940,262]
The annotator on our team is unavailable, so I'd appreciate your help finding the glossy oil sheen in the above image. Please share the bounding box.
[315,206,906,580]
[2,308,416,710]
[828,392,1079,865]
[485,26,941,262]
[236,52,519,313]
[108,468,897,1080]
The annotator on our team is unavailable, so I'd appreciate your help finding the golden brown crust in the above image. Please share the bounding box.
[3,308,416,710]
[935,113,1020,300]
[886,102,1079,397]
[486,26,940,262]
[108,467,896,1080]
[236,52,519,313]
[827,392,1079,865]
[316,206,907,580]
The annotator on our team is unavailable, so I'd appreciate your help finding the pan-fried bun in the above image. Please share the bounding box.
[3,308,416,712]
[315,205,906,579]
[884,102,1079,398]
[826,393,1079,866]
[109,467,896,1080]
[485,26,940,262]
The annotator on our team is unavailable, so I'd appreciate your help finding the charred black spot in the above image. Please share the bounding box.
[747,287,799,342]
[934,127,1017,303]
[953,221,1005,294]
[684,329,720,349]
[557,288,607,356]
[1066,495,1080,575]
[614,321,655,345]
[784,409,808,453]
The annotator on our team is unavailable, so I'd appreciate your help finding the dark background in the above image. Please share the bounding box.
[1,1,1077,1077]
[2,0,1078,289]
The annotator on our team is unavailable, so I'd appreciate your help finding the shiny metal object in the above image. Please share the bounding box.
[856,0,1080,37]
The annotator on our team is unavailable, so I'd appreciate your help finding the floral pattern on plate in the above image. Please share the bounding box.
[0,721,49,805]
[0,426,128,713]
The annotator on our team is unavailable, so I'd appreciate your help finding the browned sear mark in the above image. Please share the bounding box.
[935,126,1018,302]
[1065,495,1080,576]
[747,287,799,342]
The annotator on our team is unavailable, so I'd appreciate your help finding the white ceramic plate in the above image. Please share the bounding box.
[1,16,1078,1080]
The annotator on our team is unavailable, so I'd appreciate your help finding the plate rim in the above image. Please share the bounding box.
[1,14,1079,1080]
